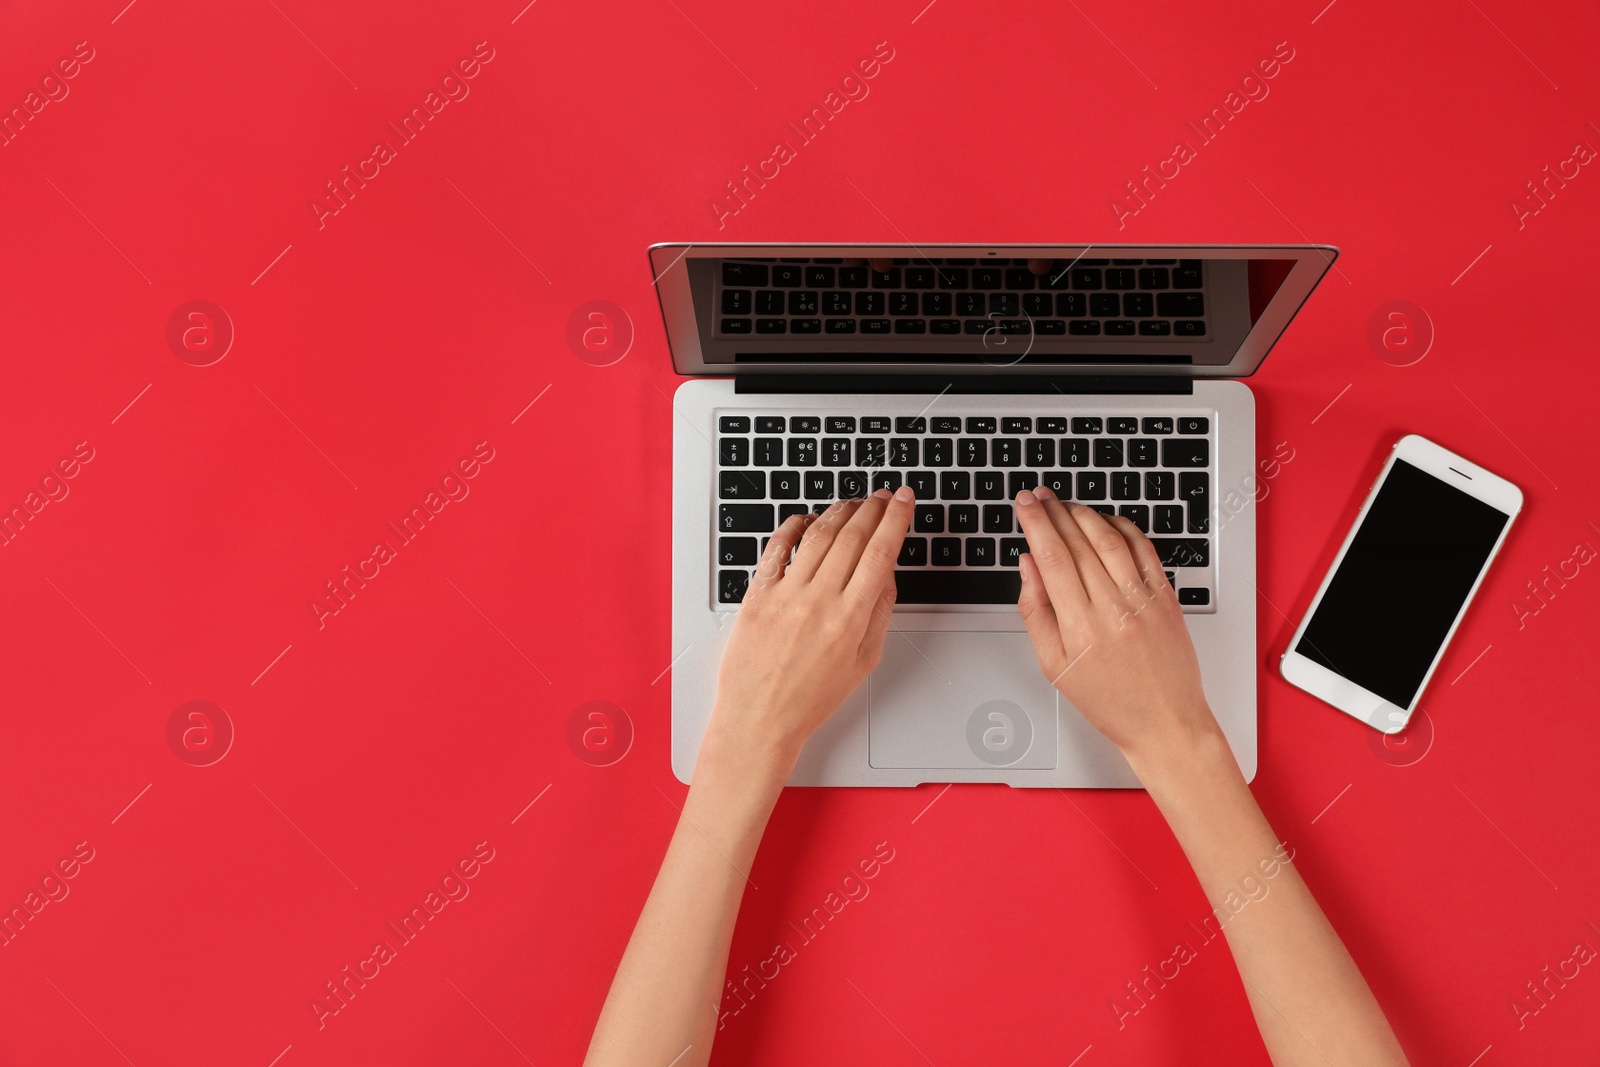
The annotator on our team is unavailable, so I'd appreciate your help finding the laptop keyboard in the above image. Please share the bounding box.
[715,258,1208,339]
[714,411,1216,612]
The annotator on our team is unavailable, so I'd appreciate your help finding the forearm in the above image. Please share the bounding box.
[584,727,790,1067]
[1130,721,1407,1067]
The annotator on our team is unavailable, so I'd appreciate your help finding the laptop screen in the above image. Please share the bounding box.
[651,245,1336,379]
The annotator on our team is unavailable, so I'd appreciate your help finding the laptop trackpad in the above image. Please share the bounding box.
[868,632,1059,769]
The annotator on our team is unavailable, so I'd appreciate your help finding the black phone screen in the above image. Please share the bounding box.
[1295,458,1510,708]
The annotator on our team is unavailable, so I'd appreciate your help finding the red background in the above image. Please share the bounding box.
[2,0,1598,1064]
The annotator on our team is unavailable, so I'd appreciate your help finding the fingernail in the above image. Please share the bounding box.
[1034,484,1055,500]
[1017,489,1037,506]
[894,485,914,502]
[1019,553,1032,581]
[873,487,892,499]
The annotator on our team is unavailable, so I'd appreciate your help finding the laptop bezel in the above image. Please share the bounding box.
[648,242,1337,380]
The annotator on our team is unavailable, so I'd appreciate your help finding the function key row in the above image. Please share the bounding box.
[722,261,1201,290]
[718,415,1208,435]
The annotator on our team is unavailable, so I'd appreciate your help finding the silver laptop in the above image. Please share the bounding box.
[653,243,1337,788]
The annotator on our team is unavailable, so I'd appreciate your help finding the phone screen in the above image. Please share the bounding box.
[1295,458,1510,708]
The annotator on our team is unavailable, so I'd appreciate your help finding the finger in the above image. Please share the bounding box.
[1066,503,1145,600]
[1027,258,1054,275]
[1016,552,1071,683]
[857,574,899,667]
[1033,485,1120,602]
[788,498,860,582]
[869,258,894,273]
[749,512,810,590]
[1013,488,1090,618]
[845,485,915,608]
[1109,515,1171,601]
[815,487,893,589]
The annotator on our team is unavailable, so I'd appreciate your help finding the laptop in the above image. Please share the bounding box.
[652,243,1337,788]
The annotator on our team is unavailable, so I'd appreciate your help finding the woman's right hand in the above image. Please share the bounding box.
[1011,484,1221,768]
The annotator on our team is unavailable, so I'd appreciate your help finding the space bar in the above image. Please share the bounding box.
[894,570,1022,604]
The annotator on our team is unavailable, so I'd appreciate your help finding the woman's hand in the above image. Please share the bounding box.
[1012,484,1219,766]
[708,487,914,773]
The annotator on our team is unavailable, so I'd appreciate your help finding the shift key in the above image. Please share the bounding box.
[719,503,775,532]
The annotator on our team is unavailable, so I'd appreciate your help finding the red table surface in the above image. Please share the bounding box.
[2,0,1598,1063]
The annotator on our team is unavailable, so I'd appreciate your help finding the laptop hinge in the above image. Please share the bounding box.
[734,373,1194,395]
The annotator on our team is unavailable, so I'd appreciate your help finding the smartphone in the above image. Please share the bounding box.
[1280,434,1522,733]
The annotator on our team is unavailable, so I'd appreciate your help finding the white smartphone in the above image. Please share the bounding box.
[1280,434,1522,733]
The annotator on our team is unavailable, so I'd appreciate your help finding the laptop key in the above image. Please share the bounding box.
[958,439,988,466]
[1182,471,1210,533]
[861,318,891,334]
[1177,416,1210,434]
[1142,417,1174,434]
[940,471,971,499]
[890,293,918,315]
[779,504,809,523]
[787,438,818,466]
[1038,417,1068,434]
[1157,292,1205,317]
[1178,587,1210,606]
[906,471,937,499]
[982,505,1014,533]
[895,417,927,434]
[839,471,869,498]
[931,417,962,434]
[754,437,783,465]
[1094,439,1124,467]
[1071,417,1101,434]
[720,437,749,466]
[756,416,786,432]
[791,318,821,334]
[905,267,936,288]
[718,569,751,604]
[1111,472,1140,500]
[1056,293,1087,316]
[889,438,919,466]
[1154,505,1184,534]
[720,471,764,498]
[755,291,784,314]
[789,291,820,315]
[898,537,929,566]
[893,570,1022,603]
[1068,320,1101,335]
[722,262,768,286]
[1042,471,1072,496]
[1119,504,1150,532]
[1090,293,1119,317]
[822,292,852,315]
[1145,471,1175,499]
[721,318,752,333]
[1139,320,1172,336]
[1008,471,1039,496]
[773,265,803,286]
[789,416,821,433]
[755,318,786,334]
[862,416,892,433]
[719,536,757,566]
[924,437,953,467]
[822,438,851,466]
[949,505,979,532]
[931,537,962,566]
[871,471,902,492]
[1089,505,1117,517]
[804,471,833,499]
[1152,538,1210,569]
[839,266,869,287]
[938,267,968,288]
[805,266,835,287]
[856,438,886,467]
[930,318,961,334]
[1172,262,1203,288]
[1128,439,1158,467]
[893,319,927,334]
[914,504,945,533]
[825,416,855,433]
[992,438,1022,467]
[1059,439,1089,467]
[1076,471,1107,500]
[719,504,774,532]
[1026,439,1055,467]
[871,268,902,288]
[1000,537,1028,566]
[855,292,886,315]
[1162,439,1210,467]
[770,471,801,499]
[975,471,1005,499]
[966,538,998,566]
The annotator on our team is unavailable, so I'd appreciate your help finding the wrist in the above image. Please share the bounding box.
[1122,710,1233,791]
[696,712,801,797]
